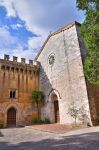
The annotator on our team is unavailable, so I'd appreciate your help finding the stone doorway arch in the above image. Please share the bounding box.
[7,107,16,126]
[49,90,60,123]
[51,93,60,123]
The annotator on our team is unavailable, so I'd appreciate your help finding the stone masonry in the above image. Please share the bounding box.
[0,55,39,126]
[36,22,92,125]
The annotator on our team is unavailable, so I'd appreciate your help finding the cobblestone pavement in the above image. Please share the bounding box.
[31,124,73,134]
[0,126,99,150]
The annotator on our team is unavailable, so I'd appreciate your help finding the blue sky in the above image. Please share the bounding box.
[0,0,85,61]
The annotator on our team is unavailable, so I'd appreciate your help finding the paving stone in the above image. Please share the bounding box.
[0,126,99,150]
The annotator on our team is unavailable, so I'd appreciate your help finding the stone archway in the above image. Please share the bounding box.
[4,103,22,126]
[7,107,16,126]
[51,93,60,123]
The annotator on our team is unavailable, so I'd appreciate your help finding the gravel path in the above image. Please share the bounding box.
[0,126,99,150]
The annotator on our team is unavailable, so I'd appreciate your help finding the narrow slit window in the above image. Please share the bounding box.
[13,91,16,98]
[10,91,13,98]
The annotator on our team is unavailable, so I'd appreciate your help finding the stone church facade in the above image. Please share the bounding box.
[0,21,99,127]
[35,22,99,126]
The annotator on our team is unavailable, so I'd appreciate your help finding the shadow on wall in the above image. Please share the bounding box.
[40,64,61,99]
[87,81,99,126]
[0,131,99,150]
[40,65,53,95]
[39,64,60,122]
[0,131,3,137]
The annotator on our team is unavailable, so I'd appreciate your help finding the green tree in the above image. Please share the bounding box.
[32,91,45,118]
[76,0,99,85]
[67,102,80,124]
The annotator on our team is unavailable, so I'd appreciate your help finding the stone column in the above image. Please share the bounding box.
[24,69,27,93]
[29,70,32,93]
[35,70,39,90]
[32,71,36,91]
[18,69,20,92]
[22,70,24,92]
[36,70,39,90]
[28,70,31,93]
[13,67,15,79]
[5,66,9,99]
[0,66,5,101]
[26,70,29,92]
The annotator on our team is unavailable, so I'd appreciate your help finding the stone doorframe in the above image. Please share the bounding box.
[48,89,61,123]
[4,103,21,126]
[7,107,17,126]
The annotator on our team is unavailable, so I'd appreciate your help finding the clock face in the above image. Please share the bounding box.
[48,54,55,65]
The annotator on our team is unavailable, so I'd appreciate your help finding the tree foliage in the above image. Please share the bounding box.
[67,102,80,124]
[68,102,90,125]
[32,91,44,105]
[32,91,45,118]
[76,0,99,85]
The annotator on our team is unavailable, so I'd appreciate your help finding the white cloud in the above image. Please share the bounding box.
[0,0,49,59]
[0,0,85,60]
[10,23,23,29]
[28,33,47,50]
[0,27,18,49]
[0,0,16,17]
[10,48,37,62]
[0,0,85,34]
[0,0,48,33]
[0,27,36,62]
[0,48,37,63]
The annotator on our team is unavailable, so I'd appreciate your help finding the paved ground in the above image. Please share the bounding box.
[0,125,99,150]
[30,124,73,134]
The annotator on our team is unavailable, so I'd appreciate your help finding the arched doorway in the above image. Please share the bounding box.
[51,93,60,123]
[7,107,16,126]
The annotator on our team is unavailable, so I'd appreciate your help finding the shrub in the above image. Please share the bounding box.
[32,118,50,125]
[0,124,4,129]
[44,118,50,124]
[32,91,45,118]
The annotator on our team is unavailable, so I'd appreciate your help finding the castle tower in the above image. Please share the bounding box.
[0,55,39,126]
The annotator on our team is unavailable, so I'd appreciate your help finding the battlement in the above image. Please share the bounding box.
[0,54,40,71]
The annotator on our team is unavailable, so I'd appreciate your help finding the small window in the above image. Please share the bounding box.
[9,90,16,99]
[13,91,16,98]
[48,53,55,65]
[10,91,13,98]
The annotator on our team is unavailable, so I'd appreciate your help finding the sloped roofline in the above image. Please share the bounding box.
[35,21,81,60]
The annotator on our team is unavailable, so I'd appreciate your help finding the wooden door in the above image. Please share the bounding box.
[7,108,16,126]
[54,100,60,123]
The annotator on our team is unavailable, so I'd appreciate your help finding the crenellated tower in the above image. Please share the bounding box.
[0,54,40,126]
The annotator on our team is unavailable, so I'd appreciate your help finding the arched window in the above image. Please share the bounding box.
[9,90,16,99]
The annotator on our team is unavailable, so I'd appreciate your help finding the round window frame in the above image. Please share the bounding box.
[48,53,55,65]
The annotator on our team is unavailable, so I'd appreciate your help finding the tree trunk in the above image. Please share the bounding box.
[37,103,40,119]
[75,117,77,125]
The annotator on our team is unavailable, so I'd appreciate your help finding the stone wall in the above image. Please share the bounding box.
[87,82,99,125]
[0,56,39,126]
[37,22,92,125]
